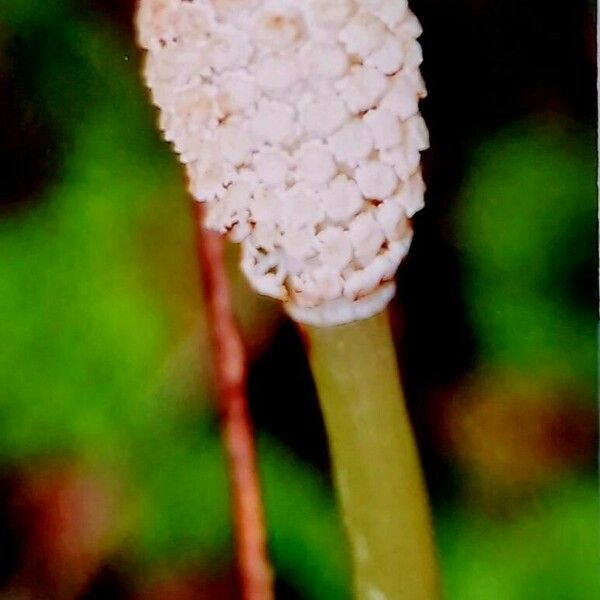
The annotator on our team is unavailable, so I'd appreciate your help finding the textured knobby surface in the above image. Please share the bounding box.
[137,0,428,326]
[305,312,440,600]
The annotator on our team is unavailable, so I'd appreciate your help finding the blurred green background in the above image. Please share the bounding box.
[0,1,597,599]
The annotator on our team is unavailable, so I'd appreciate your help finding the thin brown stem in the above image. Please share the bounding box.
[193,203,274,600]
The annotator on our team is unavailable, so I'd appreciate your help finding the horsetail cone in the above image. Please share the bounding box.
[137,0,428,327]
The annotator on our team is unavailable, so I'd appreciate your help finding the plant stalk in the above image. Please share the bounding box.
[303,310,440,600]
[194,204,274,600]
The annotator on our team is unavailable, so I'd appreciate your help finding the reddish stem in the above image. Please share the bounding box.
[193,203,274,600]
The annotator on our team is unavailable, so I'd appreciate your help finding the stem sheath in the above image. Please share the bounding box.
[304,311,440,600]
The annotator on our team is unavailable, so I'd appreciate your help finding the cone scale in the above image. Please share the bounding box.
[137,0,428,326]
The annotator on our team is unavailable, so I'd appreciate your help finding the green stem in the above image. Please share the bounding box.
[303,311,440,600]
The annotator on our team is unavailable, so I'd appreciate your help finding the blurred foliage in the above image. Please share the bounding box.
[439,477,599,600]
[456,122,596,395]
[0,2,597,599]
